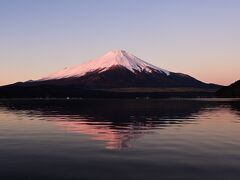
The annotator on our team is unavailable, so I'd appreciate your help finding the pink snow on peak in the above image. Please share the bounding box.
[39,50,170,81]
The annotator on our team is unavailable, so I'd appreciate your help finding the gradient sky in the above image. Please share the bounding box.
[0,0,240,86]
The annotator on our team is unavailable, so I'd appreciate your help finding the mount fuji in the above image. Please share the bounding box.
[34,50,217,88]
[0,50,221,98]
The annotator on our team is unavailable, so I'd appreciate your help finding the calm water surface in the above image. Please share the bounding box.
[0,99,240,180]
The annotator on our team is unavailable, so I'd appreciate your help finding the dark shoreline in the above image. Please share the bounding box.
[0,86,219,99]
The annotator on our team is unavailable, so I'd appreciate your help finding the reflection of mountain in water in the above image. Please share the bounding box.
[0,99,238,149]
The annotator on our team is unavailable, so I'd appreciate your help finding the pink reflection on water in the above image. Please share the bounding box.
[54,119,152,150]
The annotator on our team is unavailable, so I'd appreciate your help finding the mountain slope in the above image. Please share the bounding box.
[32,65,214,89]
[216,80,240,97]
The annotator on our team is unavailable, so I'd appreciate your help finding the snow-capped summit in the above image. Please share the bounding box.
[40,50,170,81]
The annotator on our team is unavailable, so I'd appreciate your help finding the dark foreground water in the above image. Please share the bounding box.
[0,99,240,180]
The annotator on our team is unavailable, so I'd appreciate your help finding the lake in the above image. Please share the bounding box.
[0,99,240,180]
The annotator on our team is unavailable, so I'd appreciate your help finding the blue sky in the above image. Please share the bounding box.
[0,0,240,85]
